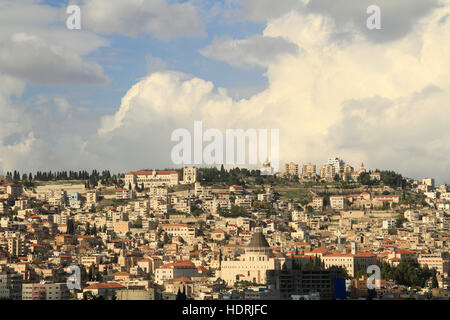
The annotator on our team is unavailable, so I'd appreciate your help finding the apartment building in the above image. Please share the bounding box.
[86,191,98,205]
[301,163,316,179]
[418,254,449,276]
[312,197,323,211]
[284,162,299,176]
[116,189,135,200]
[320,164,335,180]
[0,270,22,300]
[161,224,197,241]
[330,196,345,210]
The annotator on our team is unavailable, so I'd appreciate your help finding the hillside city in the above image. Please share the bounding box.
[0,157,449,300]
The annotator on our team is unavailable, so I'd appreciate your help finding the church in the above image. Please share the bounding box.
[218,230,285,286]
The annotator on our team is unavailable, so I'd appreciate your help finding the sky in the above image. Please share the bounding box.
[0,0,450,184]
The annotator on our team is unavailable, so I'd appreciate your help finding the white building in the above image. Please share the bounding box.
[125,170,179,189]
[330,196,345,210]
[155,260,198,285]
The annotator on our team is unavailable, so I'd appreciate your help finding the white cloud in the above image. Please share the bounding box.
[89,3,450,182]
[0,33,108,85]
[80,0,205,39]
[201,35,299,68]
[0,1,109,85]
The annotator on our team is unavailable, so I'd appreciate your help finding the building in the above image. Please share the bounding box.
[125,170,179,189]
[301,163,316,180]
[312,197,323,211]
[6,237,26,257]
[370,172,381,181]
[422,178,435,189]
[45,283,70,300]
[86,191,98,205]
[83,282,126,300]
[327,158,344,174]
[155,260,198,285]
[330,196,345,210]
[116,189,135,200]
[181,167,197,184]
[0,269,22,300]
[266,269,334,300]
[161,224,197,241]
[322,252,376,277]
[320,164,335,181]
[219,231,284,286]
[284,162,299,176]
[418,254,449,276]
[382,219,396,229]
[22,283,46,300]
[116,288,157,300]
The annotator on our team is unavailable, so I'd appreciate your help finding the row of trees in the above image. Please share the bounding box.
[358,170,406,188]
[5,170,124,189]
[379,258,438,288]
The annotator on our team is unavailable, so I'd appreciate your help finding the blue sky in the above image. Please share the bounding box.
[23,0,267,113]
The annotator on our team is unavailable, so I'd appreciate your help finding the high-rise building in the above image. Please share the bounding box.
[301,163,316,179]
[422,178,435,189]
[327,157,344,174]
[320,164,335,180]
[284,162,299,176]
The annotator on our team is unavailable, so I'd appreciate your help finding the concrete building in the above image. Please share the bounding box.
[284,162,299,176]
[312,197,323,211]
[0,270,22,300]
[320,164,335,181]
[266,269,334,300]
[327,158,344,175]
[301,163,316,179]
[330,196,345,210]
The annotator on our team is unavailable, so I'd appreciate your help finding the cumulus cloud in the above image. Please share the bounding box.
[80,0,205,39]
[201,35,299,68]
[88,3,450,183]
[0,33,108,85]
[236,0,441,43]
[0,0,109,85]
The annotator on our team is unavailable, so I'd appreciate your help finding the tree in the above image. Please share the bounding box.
[431,272,439,289]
